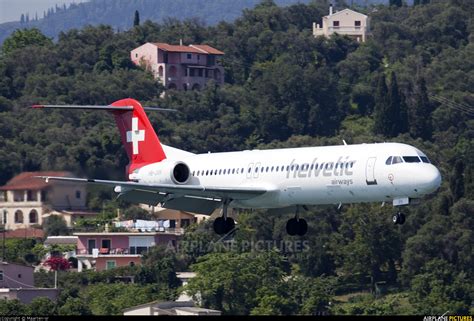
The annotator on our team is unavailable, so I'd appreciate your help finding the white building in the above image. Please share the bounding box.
[0,171,96,230]
[313,5,370,42]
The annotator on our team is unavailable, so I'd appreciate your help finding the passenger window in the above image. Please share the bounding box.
[392,156,403,164]
[403,156,421,163]
[232,169,235,174]
[386,156,392,165]
[241,168,244,173]
[420,156,430,163]
[266,167,269,172]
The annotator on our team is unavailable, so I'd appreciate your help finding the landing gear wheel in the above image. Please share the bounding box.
[213,217,226,234]
[224,217,235,234]
[392,212,406,225]
[213,217,235,235]
[297,219,308,236]
[286,218,308,236]
[398,213,405,225]
[286,218,298,236]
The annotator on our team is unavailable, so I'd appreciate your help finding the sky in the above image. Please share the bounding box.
[0,0,87,23]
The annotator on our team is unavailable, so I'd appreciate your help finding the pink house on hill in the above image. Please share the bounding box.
[130,42,225,91]
[75,231,180,271]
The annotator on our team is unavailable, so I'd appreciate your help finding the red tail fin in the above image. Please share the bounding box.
[111,98,166,175]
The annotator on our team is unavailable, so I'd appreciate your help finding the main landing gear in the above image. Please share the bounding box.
[392,211,406,225]
[213,199,236,235]
[286,206,308,236]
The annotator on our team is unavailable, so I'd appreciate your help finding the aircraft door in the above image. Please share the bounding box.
[366,157,377,185]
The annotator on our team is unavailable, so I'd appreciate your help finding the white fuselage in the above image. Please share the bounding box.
[134,142,442,209]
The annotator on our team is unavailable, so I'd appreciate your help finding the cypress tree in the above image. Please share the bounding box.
[20,14,25,24]
[389,0,402,7]
[450,159,464,202]
[373,73,391,137]
[409,76,433,140]
[386,72,409,136]
[133,10,140,27]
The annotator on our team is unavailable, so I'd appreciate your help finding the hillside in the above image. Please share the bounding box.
[0,0,472,316]
[0,0,313,44]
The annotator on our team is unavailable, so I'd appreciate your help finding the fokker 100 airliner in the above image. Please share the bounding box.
[33,98,441,236]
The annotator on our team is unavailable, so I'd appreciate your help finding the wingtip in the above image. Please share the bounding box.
[32,104,44,109]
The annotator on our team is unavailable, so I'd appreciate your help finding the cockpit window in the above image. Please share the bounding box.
[392,156,403,164]
[420,156,430,163]
[403,156,421,163]
[385,156,392,165]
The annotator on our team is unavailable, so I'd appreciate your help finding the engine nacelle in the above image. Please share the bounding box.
[139,160,191,185]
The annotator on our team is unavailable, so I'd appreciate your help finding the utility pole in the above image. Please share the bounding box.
[2,210,6,262]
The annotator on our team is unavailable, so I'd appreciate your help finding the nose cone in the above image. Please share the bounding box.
[420,165,442,193]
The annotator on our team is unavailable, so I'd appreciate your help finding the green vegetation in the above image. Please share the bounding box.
[0,0,472,316]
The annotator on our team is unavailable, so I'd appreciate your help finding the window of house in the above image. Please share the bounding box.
[41,191,47,202]
[187,53,192,59]
[14,191,24,202]
[106,261,116,270]
[14,210,23,224]
[181,219,191,228]
[76,191,81,199]
[29,210,38,224]
[0,192,6,202]
[0,271,3,281]
[27,190,37,201]
[208,55,215,66]
[333,21,340,27]
[3,210,7,224]
[355,20,361,27]
[135,53,138,58]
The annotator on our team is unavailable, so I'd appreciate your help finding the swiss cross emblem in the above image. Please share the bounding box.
[126,117,145,155]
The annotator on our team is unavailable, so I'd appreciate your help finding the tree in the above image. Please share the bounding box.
[58,298,91,315]
[449,159,464,202]
[409,259,472,315]
[44,256,71,288]
[27,297,57,315]
[133,10,140,27]
[373,73,391,137]
[43,215,69,236]
[409,76,433,140]
[186,251,290,314]
[387,72,408,136]
[1,28,52,56]
[389,0,403,7]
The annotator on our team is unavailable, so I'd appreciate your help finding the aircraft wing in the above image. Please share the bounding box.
[35,176,268,214]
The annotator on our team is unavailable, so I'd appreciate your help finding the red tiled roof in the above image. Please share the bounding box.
[190,44,224,55]
[152,43,224,55]
[4,228,44,239]
[0,171,73,191]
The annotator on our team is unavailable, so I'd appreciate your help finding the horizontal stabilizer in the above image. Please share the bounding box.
[32,105,176,112]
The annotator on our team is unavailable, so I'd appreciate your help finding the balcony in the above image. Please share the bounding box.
[76,248,142,257]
